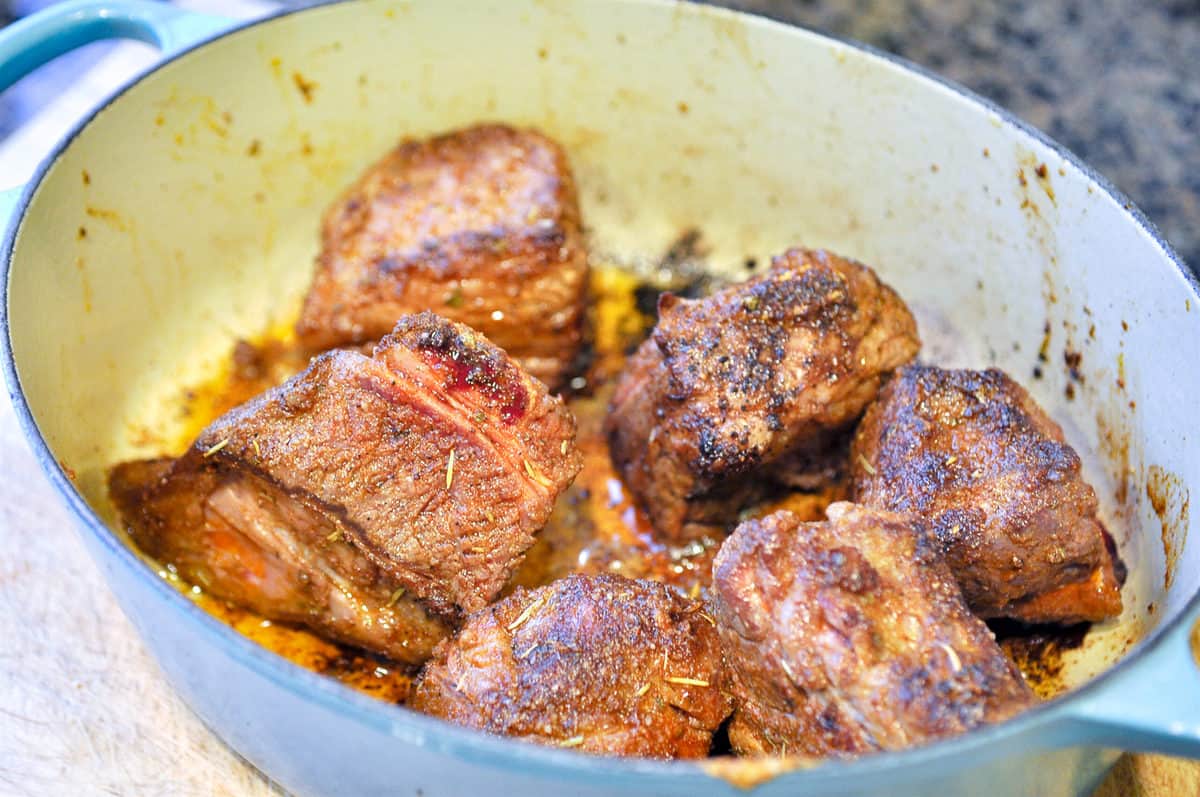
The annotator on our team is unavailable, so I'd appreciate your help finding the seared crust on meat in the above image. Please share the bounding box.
[196,312,580,613]
[296,124,588,388]
[712,504,1036,757]
[110,313,581,663]
[606,248,919,541]
[109,458,452,665]
[411,574,731,758]
[850,365,1122,623]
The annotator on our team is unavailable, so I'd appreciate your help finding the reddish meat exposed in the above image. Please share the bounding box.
[850,365,1122,624]
[110,313,581,663]
[606,248,919,542]
[295,124,589,388]
[712,504,1036,757]
[411,574,731,758]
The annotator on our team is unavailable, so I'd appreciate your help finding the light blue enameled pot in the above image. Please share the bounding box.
[1,1,1198,795]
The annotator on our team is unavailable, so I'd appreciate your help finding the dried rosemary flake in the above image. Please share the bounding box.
[558,736,585,748]
[326,530,342,543]
[634,683,651,697]
[698,612,716,626]
[944,455,957,466]
[506,594,547,633]
[252,438,261,457]
[857,454,876,476]
[560,440,568,456]
[664,676,710,687]
[940,643,962,673]
[446,449,456,489]
[688,582,701,600]
[523,458,553,488]
[387,587,406,607]
[202,438,230,458]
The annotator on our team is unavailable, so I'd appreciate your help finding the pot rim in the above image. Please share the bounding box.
[2,0,1196,787]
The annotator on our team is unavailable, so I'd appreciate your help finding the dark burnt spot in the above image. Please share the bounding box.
[634,284,664,317]
[693,426,760,479]
[1064,349,1084,382]
[628,229,718,312]
[992,619,1088,698]
[1099,524,1127,587]
[1035,163,1049,180]
[816,706,842,734]
[662,228,708,268]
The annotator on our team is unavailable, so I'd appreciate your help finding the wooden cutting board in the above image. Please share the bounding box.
[0,396,1194,796]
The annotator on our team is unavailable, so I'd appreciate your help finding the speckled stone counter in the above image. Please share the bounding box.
[707,0,1200,272]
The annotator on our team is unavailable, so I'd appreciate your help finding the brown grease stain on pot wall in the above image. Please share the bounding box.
[1192,618,1200,667]
[1146,465,1190,588]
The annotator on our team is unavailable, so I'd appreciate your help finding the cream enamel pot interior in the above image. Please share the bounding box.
[1,1,1199,795]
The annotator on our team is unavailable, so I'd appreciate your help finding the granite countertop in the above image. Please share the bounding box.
[713,0,1200,272]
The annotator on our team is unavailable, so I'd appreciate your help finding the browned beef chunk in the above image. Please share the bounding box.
[606,248,919,542]
[296,124,588,389]
[110,313,581,663]
[410,574,731,758]
[109,458,451,665]
[850,365,1122,624]
[712,504,1036,757]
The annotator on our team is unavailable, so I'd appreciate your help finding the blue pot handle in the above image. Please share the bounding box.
[0,0,233,92]
[0,0,236,237]
[1064,600,1200,757]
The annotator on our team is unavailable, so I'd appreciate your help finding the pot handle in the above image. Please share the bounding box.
[0,0,235,93]
[1062,600,1200,758]
[0,0,237,236]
